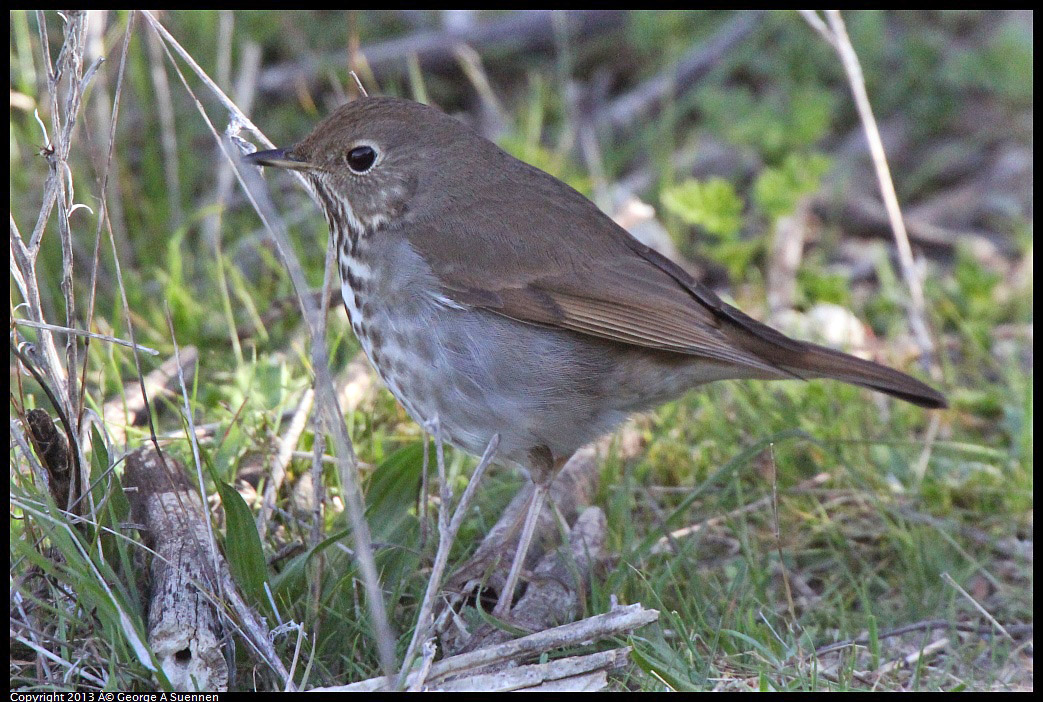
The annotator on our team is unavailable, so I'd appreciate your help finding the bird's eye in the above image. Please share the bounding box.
[346,145,377,173]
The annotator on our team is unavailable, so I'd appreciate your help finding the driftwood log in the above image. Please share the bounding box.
[122,447,229,691]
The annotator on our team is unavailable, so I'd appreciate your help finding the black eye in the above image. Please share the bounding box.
[346,145,377,173]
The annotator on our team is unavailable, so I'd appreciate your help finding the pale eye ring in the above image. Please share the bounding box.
[346,144,377,173]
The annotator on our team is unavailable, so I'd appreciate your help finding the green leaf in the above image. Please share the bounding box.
[629,641,699,692]
[473,602,531,638]
[364,441,424,543]
[661,177,744,238]
[92,426,133,592]
[786,85,837,152]
[93,427,130,527]
[720,629,781,665]
[216,480,268,609]
[697,84,837,162]
[752,152,832,221]
[90,425,112,513]
[796,268,851,308]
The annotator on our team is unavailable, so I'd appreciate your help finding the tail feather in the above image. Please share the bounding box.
[781,343,947,409]
[716,305,947,409]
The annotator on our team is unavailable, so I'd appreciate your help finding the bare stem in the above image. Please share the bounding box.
[809,10,936,366]
[397,432,500,688]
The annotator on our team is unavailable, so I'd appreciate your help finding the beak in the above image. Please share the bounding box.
[242,147,316,171]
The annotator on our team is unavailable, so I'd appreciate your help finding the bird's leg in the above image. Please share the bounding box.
[492,446,559,618]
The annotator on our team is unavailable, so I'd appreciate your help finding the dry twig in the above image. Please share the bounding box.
[803,11,937,367]
[327,604,658,692]
[397,430,500,687]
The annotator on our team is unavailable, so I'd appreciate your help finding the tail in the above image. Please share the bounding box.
[780,342,947,409]
[718,307,948,409]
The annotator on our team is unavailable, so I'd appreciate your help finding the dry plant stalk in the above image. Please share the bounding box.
[257,387,314,539]
[397,430,500,687]
[11,10,93,520]
[800,10,937,367]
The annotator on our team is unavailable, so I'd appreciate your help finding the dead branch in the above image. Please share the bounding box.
[325,603,658,692]
[256,10,626,95]
[431,647,629,692]
[811,193,995,257]
[122,447,229,691]
[815,618,1034,657]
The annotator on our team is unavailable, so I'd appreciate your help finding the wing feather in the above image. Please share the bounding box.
[395,155,786,376]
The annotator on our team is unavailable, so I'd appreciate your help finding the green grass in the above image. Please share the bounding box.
[10,10,1032,692]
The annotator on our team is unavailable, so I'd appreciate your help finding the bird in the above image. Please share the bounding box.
[244,95,946,616]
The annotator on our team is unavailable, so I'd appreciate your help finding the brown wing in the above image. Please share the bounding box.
[399,158,790,377]
[397,149,945,408]
[455,251,790,375]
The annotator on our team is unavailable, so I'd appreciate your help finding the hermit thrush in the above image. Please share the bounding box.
[245,96,946,612]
